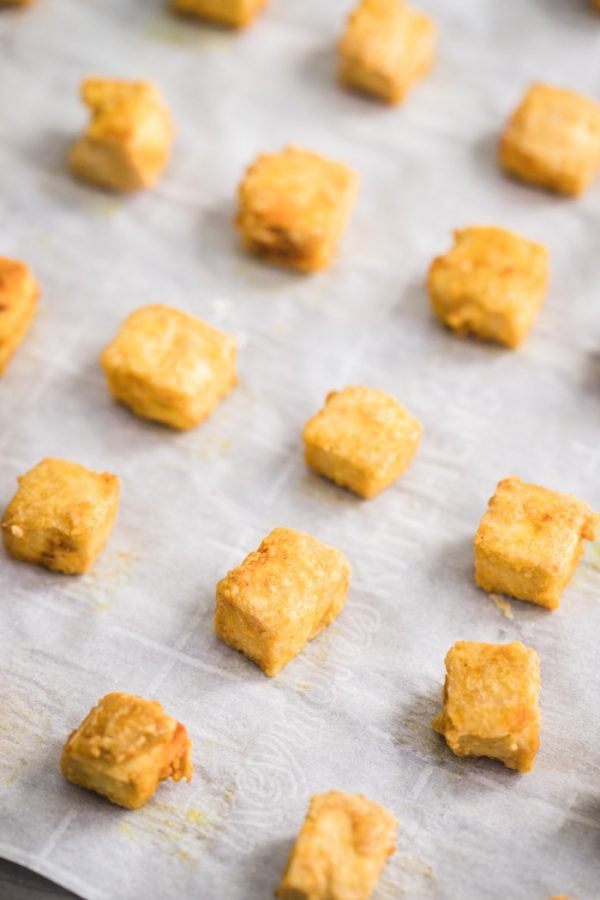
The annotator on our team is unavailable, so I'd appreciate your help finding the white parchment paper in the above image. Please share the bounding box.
[1,1,600,897]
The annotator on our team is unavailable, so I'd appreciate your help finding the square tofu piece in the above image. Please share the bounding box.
[61,692,192,809]
[499,83,600,196]
[427,226,549,349]
[303,386,423,499]
[276,791,397,900]
[236,146,358,272]
[69,78,173,192]
[0,257,39,375]
[1,458,120,574]
[171,0,269,27]
[215,527,351,676]
[101,304,237,430]
[474,477,598,610]
[432,641,541,773]
[339,0,436,105]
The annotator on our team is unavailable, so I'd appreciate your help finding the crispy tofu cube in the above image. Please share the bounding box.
[1,458,120,575]
[215,527,351,676]
[499,83,600,196]
[432,641,541,773]
[427,226,549,349]
[171,0,269,27]
[0,257,39,375]
[60,692,192,809]
[236,146,358,272]
[100,304,237,430]
[303,386,423,499]
[69,78,174,192]
[338,0,436,105]
[474,477,598,610]
[276,791,397,900]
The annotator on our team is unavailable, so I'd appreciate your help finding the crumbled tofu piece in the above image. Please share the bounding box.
[433,641,541,773]
[215,527,351,676]
[474,476,598,610]
[100,304,237,430]
[338,0,436,104]
[171,0,269,27]
[60,692,192,809]
[427,226,549,348]
[276,790,397,900]
[1,458,120,574]
[0,256,39,374]
[303,386,423,499]
[236,146,358,272]
[69,78,174,192]
[499,83,600,196]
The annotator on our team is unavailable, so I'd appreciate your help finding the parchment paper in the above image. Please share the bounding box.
[1,1,600,898]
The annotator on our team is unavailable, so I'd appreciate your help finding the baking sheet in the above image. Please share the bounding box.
[1,1,600,898]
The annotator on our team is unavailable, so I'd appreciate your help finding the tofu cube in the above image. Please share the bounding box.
[303,386,423,499]
[432,641,541,773]
[276,791,397,900]
[1,458,120,575]
[171,0,269,27]
[69,78,174,192]
[0,257,39,375]
[236,146,358,272]
[60,692,192,809]
[100,304,237,430]
[215,527,351,676]
[0,0,34,5]
[339,0,436,105]
[499,83,600,196]
[474,477,598,610]
[427,226,549,349]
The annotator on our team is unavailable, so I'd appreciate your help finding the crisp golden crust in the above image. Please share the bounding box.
[215,527,351,676]
[432,641,541,774]
[427,226,549,348]
[0,257,39,375]
[303,386,423,499]
[1,458,120,574]
[499,83,600,196]
[474,477,599,610]
[101,304,237,430]
[171,0,269,27]
[69,78,174,192]
[276,790,397,900]
[339,0,436,104]
[236,146,358,272]
[60,692,192,809]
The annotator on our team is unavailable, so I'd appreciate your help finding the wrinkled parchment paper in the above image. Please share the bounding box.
[1,1,600,897]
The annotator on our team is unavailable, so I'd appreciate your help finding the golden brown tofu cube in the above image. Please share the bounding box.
[427,226,549,349]
[2,458,120,575]
[432,641,541,774]
[303,386,423,500]
[338,0,436,105]
[474,477,598,610]
[276,790,397,900]
[236,146,358,272]
[0,0,34,6]
[69,78,174,192]
[171,0,269,27]
[101,304,237,430]
[215,527,351,676]
[0,257,39,375]
[499,83,600,196]
[60,692,192,809]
